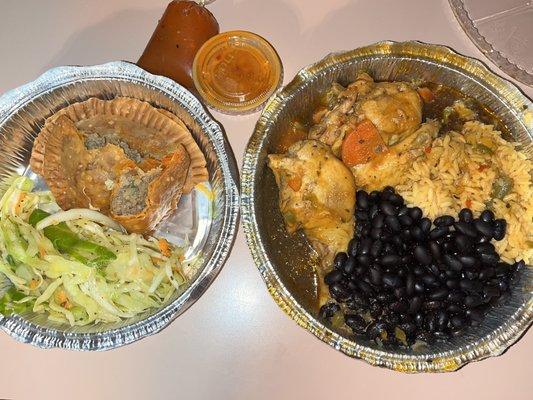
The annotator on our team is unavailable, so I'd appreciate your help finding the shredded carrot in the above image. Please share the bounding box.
[29,279,39,290]
[341,119,387,167]
[13,192,27,214]
[38,246,47,258]
[466,199,472,208]
[287,176,302,192]
[478,164,489,172]
[417,87,435,103]
[158,238,171,257]
[424,145,432,154]
[114,159,136,174]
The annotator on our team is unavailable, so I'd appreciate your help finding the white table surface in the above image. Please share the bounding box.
[0,1,531,399]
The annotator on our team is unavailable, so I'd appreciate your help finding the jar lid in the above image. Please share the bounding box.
[192,30,283,114]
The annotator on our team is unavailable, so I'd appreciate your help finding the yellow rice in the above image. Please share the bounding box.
[393,121,532,264]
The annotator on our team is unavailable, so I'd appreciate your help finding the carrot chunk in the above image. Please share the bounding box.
[341,119,387,167]
[417,87,435,103]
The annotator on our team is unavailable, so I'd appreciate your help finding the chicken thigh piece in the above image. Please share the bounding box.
[351,120,440,191]
[268,140,356,306]
[309,73,423,156]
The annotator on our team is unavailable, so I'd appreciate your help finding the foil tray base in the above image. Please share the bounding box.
[242,41,533,372]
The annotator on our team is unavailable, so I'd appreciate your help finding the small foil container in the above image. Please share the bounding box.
[241,41,533,372]
[0,61,240,350]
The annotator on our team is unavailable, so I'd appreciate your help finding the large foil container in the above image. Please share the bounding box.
[0,61,240,350]
[241,41,532,372]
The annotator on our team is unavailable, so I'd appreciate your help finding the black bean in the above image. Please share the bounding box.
[429,287,449,301]
[478,267,495,281]
[476,242,495,254]
[345,314,367,334]
[400,322,417,336]
[380,201,397,216]
[390,301,408,313]
[477,235,491,244]
[414,312,425,326]
[497,280,509,292]
[480,209,495,223]
[350,292,369,307]
[347,280,358,291]
[366,321,388,339]
[429,226,449,240]
[368,240,382,258]
[391,235,404,249]
[441,241,456,253]
[409,207,423,221]
[459,279,483,293]
[385,215,401,232]
[464,295,483,308]
[459,208,473,223]
[380,254,401,267]
[324,269,344,285]
[413,265,425,276]
[383,243,395,255]
[376,292,393,304]
[428,241,441,260]
[464,270,479,280]
[455,234,473,254]
[389,193,404,206]
[494,263,508,277]
[414,281,425,294]
[319,302,340,319]
[343,256,357,275]
[330,283,350,300]
[419,218,432,233]
[423,301,443,311]
[369,204,379,219]
[410,226,425,241]
[446,279,460,290]
[354,264,366,276]
[372,213,385,229]
[369,190,380,202]
[421,274,437,287]
[359,238,372,255]
[433,331,449,341]
[434,215,455,227]
[454,221,478,238]
[333,252,348,270]
[483,285,500,299]
[445,269,459,278]
[447,290,464,303]
[480,252,499,265]
[466,307,485,322]
[355,210,369,221]
[383,186,395,195]
[443,254,463,272]
[356,190,370,209]
[493,219,507,241]
[398,206,409,217]
[370,227,382,240]
[459,255,476,268]
[394,287,407,299]
[407,296,423,314]
[513,260,526,274]
[369,266,383,286]
[446,303,463,314]
[414,245,432,265]
[436,310,448,331]
[405,274,415,296]
[428,264,440,276]
[398,214,413,227]
[347,239,358,257]
[450,315,466,329]
[358,280,374,295]
[426,313,437,332]
[357,254,372,267]
[474,219,494,238]
[382,273,402,288]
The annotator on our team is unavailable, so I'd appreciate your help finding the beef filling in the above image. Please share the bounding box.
[85,133,143,164]
[110,168,160,215]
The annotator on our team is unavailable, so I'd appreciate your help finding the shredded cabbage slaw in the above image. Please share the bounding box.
[0,176,192,326]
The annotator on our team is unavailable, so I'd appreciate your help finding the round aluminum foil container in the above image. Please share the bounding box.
[0,61,240,350]
[241,41,533,372]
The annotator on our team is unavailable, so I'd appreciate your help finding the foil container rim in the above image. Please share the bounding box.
[241,40,533,372]
[0,61,241,350]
